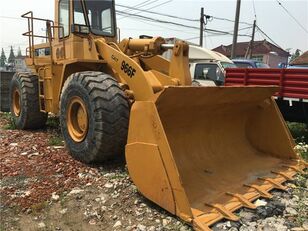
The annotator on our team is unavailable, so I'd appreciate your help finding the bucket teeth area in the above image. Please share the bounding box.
[192,161,306,231]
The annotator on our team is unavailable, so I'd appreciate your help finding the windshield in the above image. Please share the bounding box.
[194,63,224,85]
[84,0,115,36]
[221,62,237,69]
[255,62,270,68]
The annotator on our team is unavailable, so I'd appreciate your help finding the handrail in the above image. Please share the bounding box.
[21,11,55,64]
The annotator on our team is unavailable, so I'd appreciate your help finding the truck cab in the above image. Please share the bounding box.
[232,59,270,68]
[188,46,236,86]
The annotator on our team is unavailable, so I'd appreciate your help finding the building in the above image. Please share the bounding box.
[290,51,308,65]
[212,40,290,68]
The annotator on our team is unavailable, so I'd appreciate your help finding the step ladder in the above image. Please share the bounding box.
[38,66,53,113]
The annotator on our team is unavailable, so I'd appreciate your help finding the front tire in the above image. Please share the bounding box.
[9,73,47,129]
[60,71,130,163]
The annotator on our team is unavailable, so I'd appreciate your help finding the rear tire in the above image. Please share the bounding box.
[9,72,47,129]
[60,71,130,163]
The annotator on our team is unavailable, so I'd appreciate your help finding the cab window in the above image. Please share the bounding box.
[73,0,86,25]
[59,0,70,38]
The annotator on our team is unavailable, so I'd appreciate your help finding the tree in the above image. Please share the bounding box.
[17,47,22,57]
[0,48,6,67]
[289,49,301,62]
[7,46,15,64]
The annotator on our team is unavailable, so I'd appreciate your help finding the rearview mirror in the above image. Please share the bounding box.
[71,24,90,34]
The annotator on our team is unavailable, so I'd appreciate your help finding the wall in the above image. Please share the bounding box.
[263,53,288,68]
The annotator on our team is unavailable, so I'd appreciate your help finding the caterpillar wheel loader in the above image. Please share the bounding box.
[9,0,306,230]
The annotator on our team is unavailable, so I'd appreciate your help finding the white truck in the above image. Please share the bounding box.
[163,38,236,86]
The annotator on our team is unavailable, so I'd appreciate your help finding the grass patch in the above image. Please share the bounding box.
[30,201,49,214]
[46,116,60,129]
[0,112,16,130]
[48,134,63,146]
[293,173,308,226]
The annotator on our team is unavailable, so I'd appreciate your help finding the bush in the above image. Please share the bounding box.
[0,112,16,130]
[287,122,308,143]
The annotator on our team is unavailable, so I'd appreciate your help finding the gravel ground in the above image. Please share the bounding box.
[0,112,307,231]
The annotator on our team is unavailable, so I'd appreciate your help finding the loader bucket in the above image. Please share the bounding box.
[126,86,306,231]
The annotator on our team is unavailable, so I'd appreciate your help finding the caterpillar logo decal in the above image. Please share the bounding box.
[121,61,136,78]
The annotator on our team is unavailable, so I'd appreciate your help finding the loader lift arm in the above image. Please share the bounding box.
[95,37,192,100]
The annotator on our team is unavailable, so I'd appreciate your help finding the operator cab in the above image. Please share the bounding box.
[58,0,116,38]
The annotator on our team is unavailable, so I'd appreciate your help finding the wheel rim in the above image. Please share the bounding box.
[67,96,89,142]
[13,88,21,116]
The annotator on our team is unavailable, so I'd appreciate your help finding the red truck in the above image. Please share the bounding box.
[225,68,308,123]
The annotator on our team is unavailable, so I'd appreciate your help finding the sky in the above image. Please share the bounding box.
[0,0,307,57]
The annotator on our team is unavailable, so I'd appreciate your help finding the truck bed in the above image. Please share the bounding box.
[225,68,308,123]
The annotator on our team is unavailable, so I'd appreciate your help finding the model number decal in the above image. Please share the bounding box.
[121,61,136,78]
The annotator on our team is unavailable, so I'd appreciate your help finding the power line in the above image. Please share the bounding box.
[117,10,251,37]
[117,0,173,21]
[211,16,252,26]
[120,0,155,13]
[255,25,281,48]
[117,0,158,19]
[275,0,308,34]
[116,4,198,22]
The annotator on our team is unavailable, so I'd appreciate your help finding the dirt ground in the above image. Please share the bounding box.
[0,112,307,231]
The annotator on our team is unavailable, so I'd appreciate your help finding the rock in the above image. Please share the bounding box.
[162,219,170,227]
[59,208,67,214]
[271,201,286,215]
[285,207,298,216]
[155,219,160,223]
[228,228,238,231]
[239,210,258,223]
[104,182,114,189]
[51,193,60,201]
[53,146,64,149]
[226,221,232,228]
[113,221,122,228]
[27,152,40,158]
[303,221,308,230]
[291,228,305,231]
[100,206,107,213]
[68,188,84,195]
[26,208,32,214]
[96,193,107,202]
[136,224,146,231]
[239,225,253,231]
[38,222,46,229]
[112,215,118,220]
[148,226,155,231]
[180,226,190,231]
[230,221,241,229]
[9,143,18,147]
[254,199,267,207]
[89,219,96,225]
[134,199,140,205]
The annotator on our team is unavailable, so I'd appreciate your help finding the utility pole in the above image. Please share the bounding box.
[248,20,257,59]
[231,0,241,59]
[199,7,204,47]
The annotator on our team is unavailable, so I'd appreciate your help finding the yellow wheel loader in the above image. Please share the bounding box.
[9,0,306,230]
